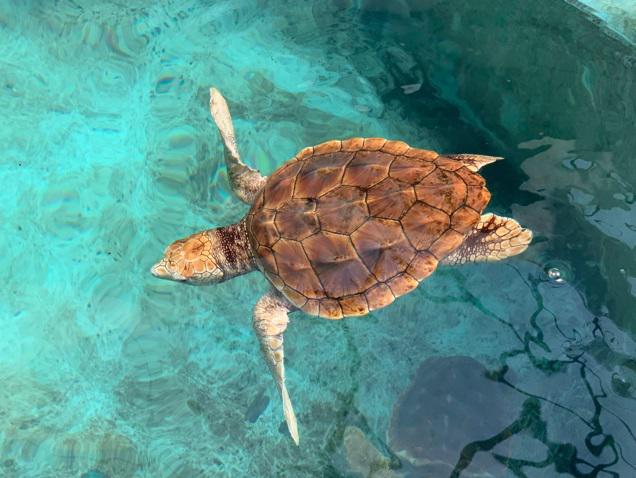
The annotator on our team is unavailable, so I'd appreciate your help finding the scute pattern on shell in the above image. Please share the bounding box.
[246,138,491,319]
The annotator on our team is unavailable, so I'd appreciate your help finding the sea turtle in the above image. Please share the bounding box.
[151,88,533,445]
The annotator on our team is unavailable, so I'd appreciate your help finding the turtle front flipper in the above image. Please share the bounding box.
[441,214,533,265]
[209,88,267,204]
[253,289,299,445]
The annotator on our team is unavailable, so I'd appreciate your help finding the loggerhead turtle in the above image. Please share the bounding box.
[151,88,533,445]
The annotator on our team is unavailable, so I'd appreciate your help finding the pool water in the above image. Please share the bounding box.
[1,1,635,477]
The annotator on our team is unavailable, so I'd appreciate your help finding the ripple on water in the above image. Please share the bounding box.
[147,124,208,202]
[2,0,636,476]
[41,185,90,241]
[88,272,140,335]
[49,427,145,477]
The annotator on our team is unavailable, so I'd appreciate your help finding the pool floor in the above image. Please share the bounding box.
[0,1,635,477]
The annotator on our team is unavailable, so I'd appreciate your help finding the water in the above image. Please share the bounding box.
[1,0,635,476]
[568,0,636,44]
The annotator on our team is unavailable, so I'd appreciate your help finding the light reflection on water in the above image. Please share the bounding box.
[0,0,634,476]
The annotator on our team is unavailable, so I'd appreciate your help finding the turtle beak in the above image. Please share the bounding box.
[151,261,175,280]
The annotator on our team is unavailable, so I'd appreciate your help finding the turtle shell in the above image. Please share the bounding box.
[246,138,490,319]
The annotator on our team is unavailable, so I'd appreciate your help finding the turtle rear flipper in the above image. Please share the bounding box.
[210,88,267,204]
[441,213,532,265]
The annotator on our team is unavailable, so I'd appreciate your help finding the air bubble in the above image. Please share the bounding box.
[543,261,573,285]
[547,267,566,284]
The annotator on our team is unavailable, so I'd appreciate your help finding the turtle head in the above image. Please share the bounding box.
[151,232,224,284]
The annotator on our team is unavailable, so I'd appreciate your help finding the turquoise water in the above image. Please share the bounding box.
[568,0,636,44]
[1,1,635,477]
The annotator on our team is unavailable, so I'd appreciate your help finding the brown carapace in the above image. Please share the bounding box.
[246,138,490,319]
[151,88,533,446]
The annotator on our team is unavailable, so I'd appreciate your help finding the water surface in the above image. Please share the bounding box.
[0,1,635,477]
